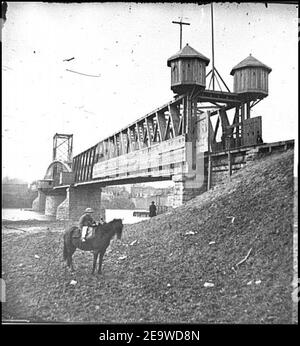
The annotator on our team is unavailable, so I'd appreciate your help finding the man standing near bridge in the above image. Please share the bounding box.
[149,201,157,218]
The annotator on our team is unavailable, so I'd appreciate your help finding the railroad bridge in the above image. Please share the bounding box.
[33,44,294,221]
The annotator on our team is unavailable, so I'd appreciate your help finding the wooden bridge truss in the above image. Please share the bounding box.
[72,89,264,184]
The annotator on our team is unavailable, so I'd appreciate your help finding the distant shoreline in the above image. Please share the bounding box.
[2,207,33,211]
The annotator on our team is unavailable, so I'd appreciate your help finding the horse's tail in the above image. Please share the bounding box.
[63,227,78,260]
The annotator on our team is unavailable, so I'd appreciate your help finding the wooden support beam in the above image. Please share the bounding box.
[192,99,197,169]
[77,156,82,181]
[78,154,83,182]
[80,152,87,182]
[215,74,223,92]
[178,115,183,135]
[250,98,262,109]
[168,104,180,137]
[136,123,144,149]
[246,101,251,119]
[219,109,230,140]
[228,151,232,179]
[88,147,95,180]
[113,135,118,156]
[132,126,139,149]
[208,116,215,149]
[214,67,231,93]
[207,155,212,190]
[110,138,115,158]
[83,152,88,181]
[145,118,153,146]
[73,156,79,182]
[107,138,112,158]
[77,155,82,182]
[156,111,167,141]
[212,116,220,143]
[164,116,172,140]
[85,149,91,181]
[90,146,96,180]
[210,104,238,117]
[197,96,241,105]
[197,106,220,109]
[130,127,137,151]
[186,95,193,141]
[210,101,224,108]
[103,140,108,160]
[241,104,245,122]
[206,69,212,78]
[141,122,147,146]
[240,104,245,144]
[127,128,133,152]
[227,107,240,138]
[182,96,187,134]
[153,121,159,142]
[119,131,126,155]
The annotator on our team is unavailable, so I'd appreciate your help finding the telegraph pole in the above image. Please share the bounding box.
[211,2,215,90]
[172,18,190,49]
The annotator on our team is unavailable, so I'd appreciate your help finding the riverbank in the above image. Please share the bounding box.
[2,150,295,323]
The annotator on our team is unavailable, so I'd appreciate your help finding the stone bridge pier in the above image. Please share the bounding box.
[32,185,103,222]
[45,191,66,217]
[32,190,46,213]
[56,185,103,222]
[172,172,208,208]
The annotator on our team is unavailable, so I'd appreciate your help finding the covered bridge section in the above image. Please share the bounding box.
[71,89,243,188]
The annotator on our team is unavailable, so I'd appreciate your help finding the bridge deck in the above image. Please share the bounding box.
[50,139,294,190]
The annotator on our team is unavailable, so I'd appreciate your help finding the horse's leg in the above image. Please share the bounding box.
[97,251,105,274]
[69,246,76,272]
[92,251,99,275]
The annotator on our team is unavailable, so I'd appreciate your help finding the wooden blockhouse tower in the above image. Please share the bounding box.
[167,43,210,94]
[167,41,272,151]
[230,54,272,100]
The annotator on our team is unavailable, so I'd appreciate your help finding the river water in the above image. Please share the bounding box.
[105,209,149,224]
[2,208,55,221]
[1,208,148,224]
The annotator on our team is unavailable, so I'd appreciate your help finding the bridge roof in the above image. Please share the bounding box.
[167,44,210,66]
[230,54,272,75]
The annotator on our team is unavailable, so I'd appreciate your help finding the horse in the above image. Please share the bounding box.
[63,218,123,274]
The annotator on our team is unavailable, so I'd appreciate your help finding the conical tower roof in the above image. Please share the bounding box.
[167,43,210,67]
[230,54,272,75]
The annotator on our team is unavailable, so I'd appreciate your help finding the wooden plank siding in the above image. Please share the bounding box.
[93,136,187,181]
[72,96,188,183]
[233,67,269,95]
[170,59,206,88]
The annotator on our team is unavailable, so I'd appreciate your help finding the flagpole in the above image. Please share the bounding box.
[211,2,215,91]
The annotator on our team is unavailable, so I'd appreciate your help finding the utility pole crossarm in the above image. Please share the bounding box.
[172,19,190,49]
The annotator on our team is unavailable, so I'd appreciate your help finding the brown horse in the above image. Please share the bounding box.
[63,219,123,274]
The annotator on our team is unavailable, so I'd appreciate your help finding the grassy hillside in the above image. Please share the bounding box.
[2,150,294,323]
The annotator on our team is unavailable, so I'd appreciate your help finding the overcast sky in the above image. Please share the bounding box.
[2,2,298,183]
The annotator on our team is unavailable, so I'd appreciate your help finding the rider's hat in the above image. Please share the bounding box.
[85,207,94,213]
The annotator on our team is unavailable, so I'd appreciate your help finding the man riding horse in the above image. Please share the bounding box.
[79,207,97,242]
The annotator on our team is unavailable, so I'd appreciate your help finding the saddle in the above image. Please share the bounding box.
[73,226,95,240]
